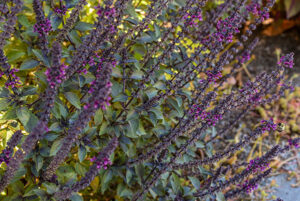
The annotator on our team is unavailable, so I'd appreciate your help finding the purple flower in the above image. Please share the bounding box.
[33,17,52,37]
[45,62,68,88]
[91,156,112,170]
[278,53,294,69]
[237,179,259,193]
[94,5,116,18]
[247,157,270,173]
[288,139,299,148]
[260,119,277,132]
[53,5,68,15]
[206,70,222,83]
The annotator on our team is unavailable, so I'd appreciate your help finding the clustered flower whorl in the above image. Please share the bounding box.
[53,1,68,15]
[33,0,51,57]
[40,41,63,122]
[53,137,119,200]
[0,49,22,89]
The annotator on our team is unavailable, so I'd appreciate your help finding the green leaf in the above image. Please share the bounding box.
[206,142,213,157]
[33,189,47,198]
[16,107,31,126]
[153,81,167,90]
[78,145,86,162]
[11,180,24,195]
[0,87,9,98]
[0,98,9,111]
[7,50,25,63]
[154,23,161,38]
[20,59,39,70]
[126,169,133,184]
[139,35,153,43]
[195,141,205,148]
[58,103,68,119]
[18,15,31,27]
[35,155,43,172]
[174,0,187,6]
[34,70,47,85]
[11,165,26,183]
[149,107,164,120]
[135,164,144,185]
[167,97,183,116]
[124,18,138,25]
[216,192,226,201]
[57,165,77,181]
[74,163,87,176]
[94,109,103,125]
[130,70,143,80]
[112,67,122,78]
[43,133,58,141]
[50,15,62,31]
[43,182,58,194]
[50,138,63,156]
[21,86,37,96]
[1,107,17,120]
[127,118,139,138]
[32,49,50,67]
[23,186,38,197]
[112,94,128,102]
[75,22,93,31]
[126,3,138,19]
[111,81,122,97]
[171,173,181,192]
[68,30,82,46]
[145,88,157,100]
[52,102,61,119]
[132,44,146,56]
[99,121,108,135]
[24,111,39,132]
[119,188,133,197]
[65,92,81,109]
[188,176,200,189]
[101,170,113,194]
[70,193,84,201]
[136,120,146,136]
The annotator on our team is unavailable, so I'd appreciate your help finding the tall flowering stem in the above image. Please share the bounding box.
[193,143,285,198]
[42,59,114,181]
[225,168,272,199]
[0,0,24,49]
[171,119,277,170]
[0,130,22,165]
[53,137,118,200]
[0,0,24,93]
[33,0,51,57]
[0,49,22,91]
[0,41,62,192]
[56,0,87,43]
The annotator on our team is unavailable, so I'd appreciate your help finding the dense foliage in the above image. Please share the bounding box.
[0,0,298,200]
